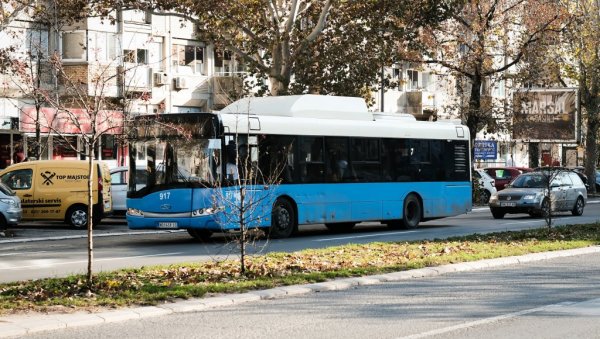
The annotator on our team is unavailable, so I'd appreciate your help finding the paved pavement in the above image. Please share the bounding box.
[1,245,599,338]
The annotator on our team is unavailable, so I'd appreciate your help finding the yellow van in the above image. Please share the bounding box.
[0,160,112,228]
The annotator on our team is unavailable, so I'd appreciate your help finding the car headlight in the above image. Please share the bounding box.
[489,193,498,203]
[0,198,16,206]
[127,208,144,216]
[523,194,536,200]
[191,206,224,217]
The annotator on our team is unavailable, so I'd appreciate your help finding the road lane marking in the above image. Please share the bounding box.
[396,301,575,339]
[315,231,419,242]
[0,252,186,271]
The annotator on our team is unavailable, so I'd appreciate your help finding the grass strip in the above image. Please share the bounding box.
[1,223,599,315]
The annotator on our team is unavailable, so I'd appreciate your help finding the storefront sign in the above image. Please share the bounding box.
[474,140,497,160]
[19,107,123,134]
[513,88,578,142]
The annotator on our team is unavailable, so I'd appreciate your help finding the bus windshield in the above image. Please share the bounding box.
[129,138,221,196]
[127,113,220,197]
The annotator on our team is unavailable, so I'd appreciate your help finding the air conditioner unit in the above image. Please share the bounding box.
[153,72,168,86]
[174,76,188,89]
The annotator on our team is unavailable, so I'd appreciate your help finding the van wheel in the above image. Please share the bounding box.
[67,205,88,229]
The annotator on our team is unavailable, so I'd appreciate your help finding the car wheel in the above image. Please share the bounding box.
[268,198,296,239]
[0,215,6,231]
[67,205,88,229]
[481,190,491,204]
[540,198,551,223]
[491,208,505,219]
[187,229,213,241]
[324,222,356,232]
[571,197,584,216]
[401,194,422,229]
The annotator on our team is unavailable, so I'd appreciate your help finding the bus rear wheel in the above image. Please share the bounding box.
[268,198,296,239]
[324,222,356,232]
[187,229,213,242]
[401,194,422,229]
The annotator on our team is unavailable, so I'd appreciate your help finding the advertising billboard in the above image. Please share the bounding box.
[474,140,497,160]
[512,88,578,142]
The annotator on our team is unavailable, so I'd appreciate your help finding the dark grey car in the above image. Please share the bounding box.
[488,171,587,219]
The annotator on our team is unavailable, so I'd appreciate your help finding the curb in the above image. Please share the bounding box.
[1,245,600,338]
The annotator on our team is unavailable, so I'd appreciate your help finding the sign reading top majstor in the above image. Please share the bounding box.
[513,88,578,142]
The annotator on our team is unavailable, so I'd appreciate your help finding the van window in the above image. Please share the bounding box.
[1,169,33,190]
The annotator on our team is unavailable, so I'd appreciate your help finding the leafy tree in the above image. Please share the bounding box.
[106,0,454,98]
[554,0,600,193]
[407,0,567,145]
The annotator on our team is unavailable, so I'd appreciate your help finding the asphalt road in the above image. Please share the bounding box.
[1,200,600,283]
[18,250,600,339]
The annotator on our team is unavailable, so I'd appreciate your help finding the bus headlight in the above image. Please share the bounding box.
[127,208,144,216]
[191,206,224,217]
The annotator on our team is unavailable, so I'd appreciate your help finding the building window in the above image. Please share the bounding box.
[25,29,49,59]
[406,70,419,90]
[88,31,117,62]
[214,49,233,75]
[172,44,204,74]
[61,31,86,61]
[124,48,148,64]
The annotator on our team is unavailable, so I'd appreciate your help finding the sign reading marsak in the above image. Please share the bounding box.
[513,89,577,141]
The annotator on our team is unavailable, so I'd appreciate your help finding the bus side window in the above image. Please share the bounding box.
[299,137,324,183]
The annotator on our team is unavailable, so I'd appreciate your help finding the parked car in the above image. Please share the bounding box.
[483,167,532,191]
[110,166,147,214]
[488,170,587,219]
[473,168,497,203]
[0,181,21,228]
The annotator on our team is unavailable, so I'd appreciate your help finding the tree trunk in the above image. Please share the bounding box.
[86,142,95,288]
[584,105,599,194]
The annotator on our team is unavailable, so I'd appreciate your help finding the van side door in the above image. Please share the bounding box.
[36,166,69,220]
[0,168,36,219]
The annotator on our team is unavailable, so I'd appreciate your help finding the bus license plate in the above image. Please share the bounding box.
[500,202,516,207]
[158,222,178,229]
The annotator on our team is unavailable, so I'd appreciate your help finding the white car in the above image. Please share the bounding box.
[110,166,147,214]
[474,168,497,203]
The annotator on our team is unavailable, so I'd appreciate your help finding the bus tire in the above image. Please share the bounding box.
[324,222,356,232]
[401,194,422,229]
[268,198,296,239]
[187,229,213,242]
[66,205,88,229]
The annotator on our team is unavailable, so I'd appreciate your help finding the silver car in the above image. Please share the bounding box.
[0,181,21,228]
[489,170,587,219]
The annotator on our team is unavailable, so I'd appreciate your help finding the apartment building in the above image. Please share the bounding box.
[0,8,244,168]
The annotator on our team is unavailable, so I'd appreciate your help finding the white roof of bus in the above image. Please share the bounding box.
[219,95,468,140]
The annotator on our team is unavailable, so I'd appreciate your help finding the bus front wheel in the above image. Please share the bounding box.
[401,194,422,229]
[187,229,213,242]
[268,198,296,239]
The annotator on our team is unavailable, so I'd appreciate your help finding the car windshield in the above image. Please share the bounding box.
[510,174,547,188]
[0,181,15,196]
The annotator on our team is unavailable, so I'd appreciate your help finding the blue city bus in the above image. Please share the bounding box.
[126,95,472,240]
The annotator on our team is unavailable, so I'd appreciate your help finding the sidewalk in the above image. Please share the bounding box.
[2,245,600,338]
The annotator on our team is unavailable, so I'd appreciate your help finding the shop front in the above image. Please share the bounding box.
[19,107,125,168]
